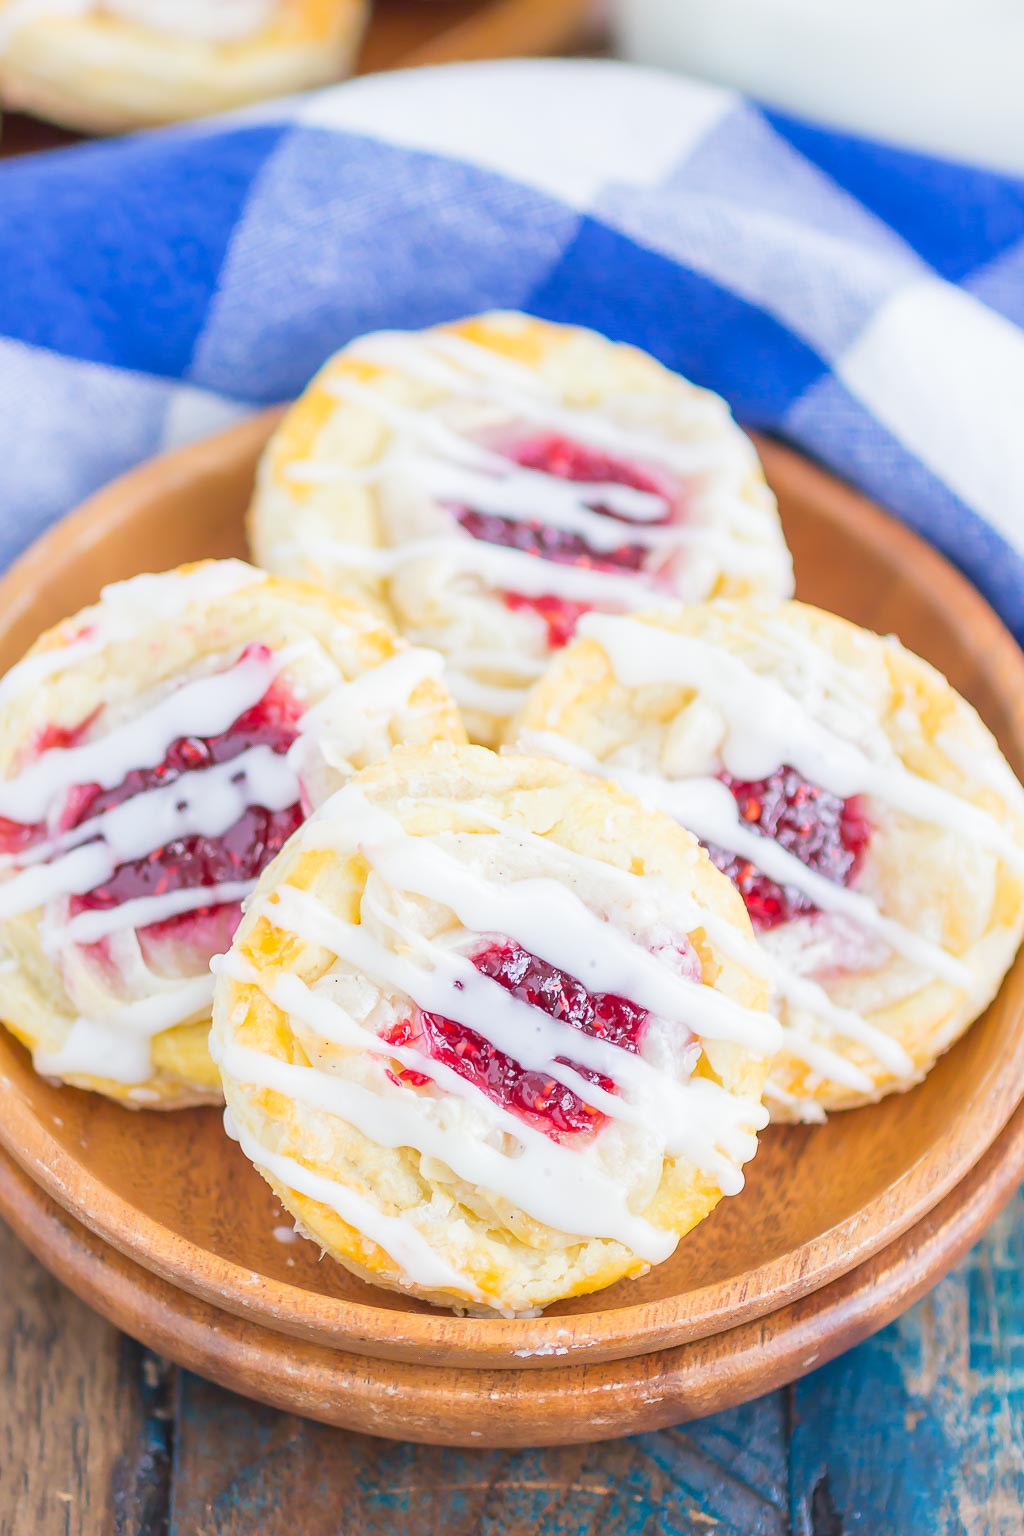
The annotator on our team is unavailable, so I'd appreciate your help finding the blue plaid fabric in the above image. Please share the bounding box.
[3,59,1024,637]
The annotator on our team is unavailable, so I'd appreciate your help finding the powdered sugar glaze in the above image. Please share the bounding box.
[0,564,444,1087]
[518,611,1024,1113]
[270,320,793,726]
[213,778,779,1311]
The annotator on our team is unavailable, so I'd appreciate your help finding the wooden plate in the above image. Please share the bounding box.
[3,1096,1022,1447]
[0,412,1023,1371]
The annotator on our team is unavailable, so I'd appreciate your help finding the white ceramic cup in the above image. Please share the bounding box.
[611,0,1024,172]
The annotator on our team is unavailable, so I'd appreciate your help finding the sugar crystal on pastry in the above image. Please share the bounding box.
[211,743,778,1315]
[249,311,794,746]
[511,600,1024,1120]
[0,560,464,1108]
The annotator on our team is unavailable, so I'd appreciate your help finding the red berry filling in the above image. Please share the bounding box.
[453,433,673,649]
[384,939,649,1141]
[705,765,870,933]
[0,648,304,953]
[68,690,302,930]
[0,718,96,856]
[501,592,592,651]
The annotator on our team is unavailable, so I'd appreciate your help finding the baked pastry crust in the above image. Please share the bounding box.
[249,310,793,748]
[211,742,776,1315]
[0,559,463,1108]
[0,0,367,132]
[511,600,1024,1119]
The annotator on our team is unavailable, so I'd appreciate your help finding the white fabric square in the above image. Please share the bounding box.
[297,59,735,209]
[837,279,1024,552]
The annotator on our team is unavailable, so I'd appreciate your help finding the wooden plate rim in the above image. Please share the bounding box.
[2,1096,1022,1446]
[1,412,1023,1368]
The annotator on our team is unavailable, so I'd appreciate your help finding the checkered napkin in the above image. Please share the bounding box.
[2,58,1024,638]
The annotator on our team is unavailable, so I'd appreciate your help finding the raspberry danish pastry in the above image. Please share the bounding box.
[249,311,793,747]
[211,743,777,1315]
[512,601,1024,1120]
[0,0,366,132]
[0,560,463,1108]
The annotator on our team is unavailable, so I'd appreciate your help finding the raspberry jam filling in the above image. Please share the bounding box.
[705,765,870,933]
[385,939,649,1141]
[0,654,304,950]
[453,433,673,649]
[67,690,302,930]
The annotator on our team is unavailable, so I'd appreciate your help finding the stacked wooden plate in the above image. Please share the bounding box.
[2,414,1023,1446]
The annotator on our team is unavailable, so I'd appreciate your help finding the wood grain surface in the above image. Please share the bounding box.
[2,1092,1023,1450]
[4,1188,1023,1534]
[0,1216,173,1536]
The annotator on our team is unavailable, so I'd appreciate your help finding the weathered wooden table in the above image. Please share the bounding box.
[3,1184,1021,1535]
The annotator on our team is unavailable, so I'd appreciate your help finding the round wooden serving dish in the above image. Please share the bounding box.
[0,414,1023,1376]
[2,1100,1022,1446]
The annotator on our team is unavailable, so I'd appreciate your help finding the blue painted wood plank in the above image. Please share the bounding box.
[169,1198,1024,1535]
[169,1375,788,1535]
[789,1187,1024,1535]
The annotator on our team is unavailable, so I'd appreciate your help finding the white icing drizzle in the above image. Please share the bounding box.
[278,327,791,723]
[513,732,916,1086]
[287,647,444,777]
[355,822,779,1049]
[445,671,532,718]
[520,612,1024,1096]
[350,329,747,479]
[51,880,255,946]
[0,560,264,707]
[34,974,216,1083]
[253,881,767,1181]
[0,636,107,707]
[296,533,666,610]
[556,760,965,992]
[0,744,299,919]
[406,791,775,993]
[447,648,546,681]
[216,781,774,1293]
[0,578,445,1086]
[219,1029,676,1263]
[311,369,774,592]
[230,1113,487,1303]
[0,644,283,826]
[580,614,1024,874]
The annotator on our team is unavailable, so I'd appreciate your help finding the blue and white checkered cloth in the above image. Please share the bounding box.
[3,58,1024,637]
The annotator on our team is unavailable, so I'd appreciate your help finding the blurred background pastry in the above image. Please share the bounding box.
[0,0,368,132]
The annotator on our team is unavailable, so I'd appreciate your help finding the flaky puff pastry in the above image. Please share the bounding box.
[249,311,793,749]
[0,0,367,133]
[211,742,777,1316]
[511,600,1024,1120]
[0,559,463,1109]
